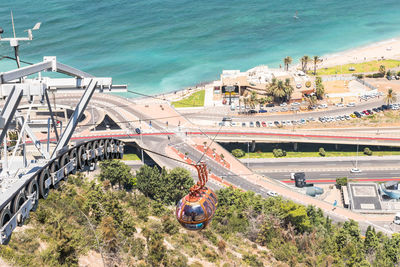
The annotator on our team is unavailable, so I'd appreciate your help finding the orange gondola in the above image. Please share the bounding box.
[176,162,218,230]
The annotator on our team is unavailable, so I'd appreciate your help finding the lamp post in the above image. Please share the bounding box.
[247,141,250,167]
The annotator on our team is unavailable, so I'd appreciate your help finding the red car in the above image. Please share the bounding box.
[261,121,267,127]
[363,110,370,115]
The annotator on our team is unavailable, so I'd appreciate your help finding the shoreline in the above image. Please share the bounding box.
[312,36,400,70]
[139,35,400,101]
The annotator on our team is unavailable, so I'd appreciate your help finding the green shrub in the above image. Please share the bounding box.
[336,177,348,188]
[363,147,372,156]
[273,149,284,158]
[232,148,245,158]
[319,147,326,157]
[372,72,384,78]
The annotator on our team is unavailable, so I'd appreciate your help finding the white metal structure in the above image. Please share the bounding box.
[0,18,127,244]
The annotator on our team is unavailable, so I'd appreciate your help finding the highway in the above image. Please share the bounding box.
[260,170,400,184]
[245,158,400,171]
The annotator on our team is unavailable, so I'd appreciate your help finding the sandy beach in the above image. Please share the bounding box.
[315,37,400,69]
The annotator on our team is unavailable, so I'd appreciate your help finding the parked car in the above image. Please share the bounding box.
[281,121,287,126]
[281,107,288,112]
[367,109,373,115]
[299,119,306,124]
[242,122,247,127]
[274,121,280,126]
[222,117,232,121]
[345,115,351,120]
[280,102,288,107]
[267,121,274,127]
[336,103,344,107]
[266,103,275,107]
[249,121,254,127]
[382,105,389,110]
[249,109,257,114]
[286,120,292,126]
[318,104,328,109]
[261,121,267,127]
[354,111,361,118]
[270,108,278,112]
[350,113,356,118]
[258,109,267,113]
[372,108,379,113]
[135,128,141,134]
[256,121,261,127]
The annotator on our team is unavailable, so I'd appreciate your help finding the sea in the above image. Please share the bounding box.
[1,0,400,96]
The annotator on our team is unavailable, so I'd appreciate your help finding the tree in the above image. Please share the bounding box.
[99,160,134,190]
[301,55,309,73]
[284,56,293,71]
[364,226,379,253]
[319,147,326,157]
[385,88,397,105]
[273,80,286,103]
[363,147,372,156]
[250,91,258,108]
[315,76,325,100]
[313,56,321,75]
[306,95,317,109]
[100,216,118,254]
[136,166,194,205]
[284,78,294,101]
[379,65,386,75]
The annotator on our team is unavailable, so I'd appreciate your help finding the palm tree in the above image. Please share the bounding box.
[313,56,321,75]
[307,95,317,109]
[266,78,277,95]
[315,76,325,99]
[301,55,310,73]
[273,80,286,103]
[284,56,293,71]
[379,65,386,76]
[385,88,397,105]
[250,91,258,108]
[284,78,294,101]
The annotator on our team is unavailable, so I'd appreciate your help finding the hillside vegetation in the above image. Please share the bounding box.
[0,160,399,266]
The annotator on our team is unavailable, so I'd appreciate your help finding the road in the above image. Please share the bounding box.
[245,158,400,171]
[180,98,386,123]
[260,170,400,184]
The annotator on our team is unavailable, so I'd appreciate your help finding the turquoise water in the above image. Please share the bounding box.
[1,0,400,95]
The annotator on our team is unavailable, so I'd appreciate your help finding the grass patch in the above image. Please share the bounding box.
[172,90,205,108]
[315,59,400,75]
[122,153,141,160]
[244,151,400,158]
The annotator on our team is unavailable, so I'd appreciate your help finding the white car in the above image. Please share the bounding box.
[350,168,362,173]
[280,102,288,107]
[267,191,278,197]
[394,213,400,225]
[336,103,344,107]
[267,121,274,127]
[347,102,356,107]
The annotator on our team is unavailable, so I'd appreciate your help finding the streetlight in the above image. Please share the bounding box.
[247,141,250,167]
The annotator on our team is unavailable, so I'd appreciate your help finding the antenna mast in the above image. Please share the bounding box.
[0,11,41,69]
